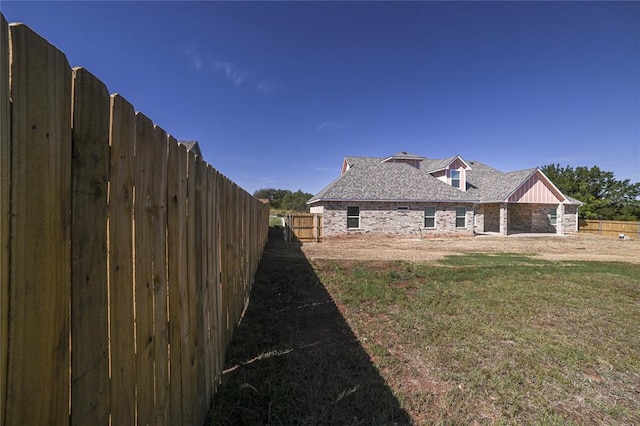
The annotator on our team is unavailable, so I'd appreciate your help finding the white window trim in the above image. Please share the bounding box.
[347,206,360,229]
[424,206,436,229]
[455,206,467,228]
[450,169,461,189]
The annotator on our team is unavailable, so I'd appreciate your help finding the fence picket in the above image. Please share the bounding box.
[108,94,136,425]
[5,22,72,425]
[184,150,198,425]
[167,137,187,425]
[152,125,170,426]
[0,15,9,426]
[134,112,157,425]
[194,155,208,422]
[70,67,110,426]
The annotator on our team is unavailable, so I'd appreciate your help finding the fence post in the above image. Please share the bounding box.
[598,220,602,236]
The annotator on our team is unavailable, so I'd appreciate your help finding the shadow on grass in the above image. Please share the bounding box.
[208,227,411,425]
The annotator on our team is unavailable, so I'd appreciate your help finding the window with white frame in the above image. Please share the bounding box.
[451,170,461,189]
[347,206,360,229]
[424,206,436,228]
[550,207,557,226]
[455,207,466,228]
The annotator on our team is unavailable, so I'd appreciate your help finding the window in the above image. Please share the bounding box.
[456,207,466,228]
[397,206,409,211]
[550,208,557,226]
[451,170,461,189]
[347,206,360,229]
[424,207,436,228]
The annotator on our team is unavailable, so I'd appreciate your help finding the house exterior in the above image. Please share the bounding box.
[307,152,582,237]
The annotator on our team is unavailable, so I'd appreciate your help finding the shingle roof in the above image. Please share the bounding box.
[312,157,475,202]
[384,151,426,160]
[178,140,203,158]
[309,155,581,204]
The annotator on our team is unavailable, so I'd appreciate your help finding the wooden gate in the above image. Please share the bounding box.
[285,213,323,242]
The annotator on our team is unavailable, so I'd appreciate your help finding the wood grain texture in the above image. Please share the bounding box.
[185,151,198,425]
[70,67,110,426]
[167,138,187,425]
[151,125,169,426]
[0,14,10,426]
[134,112,156,425]
[108,94,136,425]
[193,156,207,423]
[6,22,72,425]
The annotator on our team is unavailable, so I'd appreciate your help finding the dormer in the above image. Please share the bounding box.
[381,151,426,169]
[428,155,472,191]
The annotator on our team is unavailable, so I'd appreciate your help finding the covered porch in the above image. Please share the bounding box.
[477,202,565,236]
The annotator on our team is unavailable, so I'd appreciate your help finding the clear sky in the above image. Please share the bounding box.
[1,1,638,195]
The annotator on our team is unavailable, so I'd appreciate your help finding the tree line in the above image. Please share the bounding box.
[252,188,314,212]
[541,164,640,221]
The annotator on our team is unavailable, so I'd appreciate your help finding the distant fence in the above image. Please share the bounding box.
[0,16,269,426]
[284,213,323,242]
[579,219,640,240]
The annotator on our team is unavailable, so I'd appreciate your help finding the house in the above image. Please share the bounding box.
[178,140,203,158]
[307,152,582,237]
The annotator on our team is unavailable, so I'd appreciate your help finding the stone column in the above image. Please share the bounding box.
[499,203,508,236]
[556,203,565,235]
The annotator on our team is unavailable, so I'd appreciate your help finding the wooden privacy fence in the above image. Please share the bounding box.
[0,17,269,425]
[579,219,640,240]
[284,213,323,242]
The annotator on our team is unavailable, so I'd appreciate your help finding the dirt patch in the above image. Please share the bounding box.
[301,233,640,264]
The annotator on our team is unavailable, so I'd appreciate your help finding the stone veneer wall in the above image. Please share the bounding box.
[320,201,474,237]
[563,205,579,233]
[315,201,580,237]
[477,203,500,233]
[507,203,560,233]
[530,204,557,233]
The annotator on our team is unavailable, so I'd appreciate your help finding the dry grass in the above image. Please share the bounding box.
[301,233,640,264]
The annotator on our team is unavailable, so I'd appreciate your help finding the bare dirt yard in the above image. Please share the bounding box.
[301,233,640,264]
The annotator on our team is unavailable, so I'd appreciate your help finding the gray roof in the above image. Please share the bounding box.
[309,155,581,204]
[178,140,203,158]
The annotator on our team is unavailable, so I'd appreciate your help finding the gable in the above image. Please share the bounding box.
[449,157,469,170]
[431,156,471,191]
[507,171,565,203]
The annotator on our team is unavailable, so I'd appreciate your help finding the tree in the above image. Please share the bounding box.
[252,188,313,212]
[281,190,314,212]
[541,164,640,221]
[252,188,292,210]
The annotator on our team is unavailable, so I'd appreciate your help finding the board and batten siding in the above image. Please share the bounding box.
[508,172,563,203]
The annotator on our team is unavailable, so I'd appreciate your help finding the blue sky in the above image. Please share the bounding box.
[1,1,638,195]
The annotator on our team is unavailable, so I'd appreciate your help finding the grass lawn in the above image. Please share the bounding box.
[268,215,284,227]
[315,254,640,424]
[210,233,639,425]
